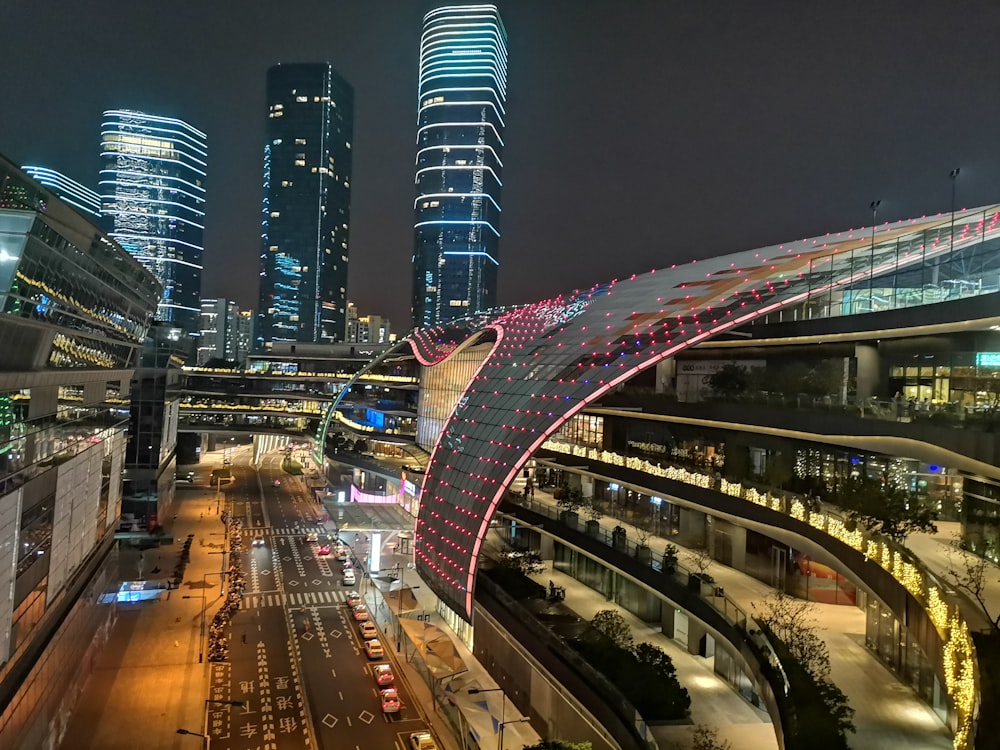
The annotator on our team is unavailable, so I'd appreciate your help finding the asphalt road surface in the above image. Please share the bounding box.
[209,451,431,750]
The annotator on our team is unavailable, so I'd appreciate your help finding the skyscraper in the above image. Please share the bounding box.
[257,63,353,349]
[21,165,101,218]
[411,4,508,329]
[99,109,207,335]
[198,297,240,365]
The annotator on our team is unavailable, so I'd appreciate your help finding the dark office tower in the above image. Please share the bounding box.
[257,63,354,349]
[411,4,508,329]
[100,110,207,335]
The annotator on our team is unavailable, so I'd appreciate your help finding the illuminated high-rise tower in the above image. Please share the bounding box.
[257,63,354,349]
[411,4,508,329]
[100,110,207,334]
[21,166,101,218]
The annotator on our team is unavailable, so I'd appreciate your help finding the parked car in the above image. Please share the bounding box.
[380,688,400,713]
[352,604,369,622]
[364,639,384,659]
[342,569,356,586]
[359,621,377,639]
[410,732,439,750]
[372,663,394,686]
[335,546,349,562]
[345,591,362,607]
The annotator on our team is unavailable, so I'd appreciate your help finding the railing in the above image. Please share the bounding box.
[541,438,979,750]
[476,573,658,750]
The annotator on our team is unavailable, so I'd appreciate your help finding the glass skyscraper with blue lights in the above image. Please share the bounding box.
[411,4,508,329]
[99,109,207,335]
[21,166,101,218]
[257,63,354,349]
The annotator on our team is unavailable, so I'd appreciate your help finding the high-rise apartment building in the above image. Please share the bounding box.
[411,4,508,329]
[346,301,392,343]
[198,297,240,365]
[257,63,353,349]
[21,165,101,218]
[100,109,207,335]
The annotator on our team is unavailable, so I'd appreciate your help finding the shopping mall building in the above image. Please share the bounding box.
[328,203,1000,749]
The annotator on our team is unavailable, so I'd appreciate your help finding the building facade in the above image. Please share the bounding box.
[20,166,100,218]
[257,63,354,349]
[411,4,508,329]
[0,155,160,747]
[99,109,207,335]
[346,302,392,344]
[198,297,240,365]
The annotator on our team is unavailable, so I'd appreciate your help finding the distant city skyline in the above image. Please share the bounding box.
[99,109,207,334]
[411,4,508,328]
[256,63,354,348]
[4,2,1000,329]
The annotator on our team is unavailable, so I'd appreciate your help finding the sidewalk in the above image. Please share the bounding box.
[514,481,953,750]
[362,539,542,750]
[62,477,226,749]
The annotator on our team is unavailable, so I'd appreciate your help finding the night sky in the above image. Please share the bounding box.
[3,1,999,329]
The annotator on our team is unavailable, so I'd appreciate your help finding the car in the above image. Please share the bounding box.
[359,621,377,639]
[352,604,369,621]
[345,591,362,607]
[364,639,384,659]
[380,688,400,713]
[252,536,265,547]
[342,557,353,569]
[342,569,356,586]
[271,479,281,487]
[305,532,319,542]
[335,547,349,562]
[409,732,439,750]
[372,663,394,686]
[317,544,331,556]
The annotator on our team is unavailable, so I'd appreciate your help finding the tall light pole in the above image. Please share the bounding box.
[497,718,530,750]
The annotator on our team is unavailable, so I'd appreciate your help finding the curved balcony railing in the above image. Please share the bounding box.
[541,439,979,750]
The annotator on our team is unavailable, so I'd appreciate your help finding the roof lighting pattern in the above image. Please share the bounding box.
[407,205,1000,620]
[100,110,207,334]
[411,4,508,329]
[21,166,101,218]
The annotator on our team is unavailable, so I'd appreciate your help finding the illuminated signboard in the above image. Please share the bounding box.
[976,353,1000,367]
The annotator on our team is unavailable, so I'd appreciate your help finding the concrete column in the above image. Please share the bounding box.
[660,604,676,638]
[538,534,555,563]
[678,508,707,550]
[686,617,707,655]
[82,379,106,407]
[855,343,880,400]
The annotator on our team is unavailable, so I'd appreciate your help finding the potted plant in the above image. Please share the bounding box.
[585,498,604,537]
[557,486,584,526]
[662,543,679,574]
[635,528,652,564]
[611,525,627,552]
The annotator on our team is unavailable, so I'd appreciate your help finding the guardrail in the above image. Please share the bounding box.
[541,439,978,750]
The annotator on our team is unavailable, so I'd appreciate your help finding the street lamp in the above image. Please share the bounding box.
[179,700,245,750]
[497,718,531,750]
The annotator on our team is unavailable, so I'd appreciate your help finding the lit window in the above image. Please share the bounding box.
[269,245,278,251]
[295,138,306,145]
[313,96,320,102]
[296,96,308,102]
[295,159,306,166]
[270,212,280,218]
[429,201,440,208]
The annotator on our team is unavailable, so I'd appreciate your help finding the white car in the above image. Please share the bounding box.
[342,569,356,586]
[252,536,265,547]
[364,639,384,659]
[410,732,439,750]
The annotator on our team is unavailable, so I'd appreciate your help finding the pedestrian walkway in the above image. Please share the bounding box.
[512,481,953,750]
[239,589,350,609]
[62,472,227,750]
[532,566,775,750]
